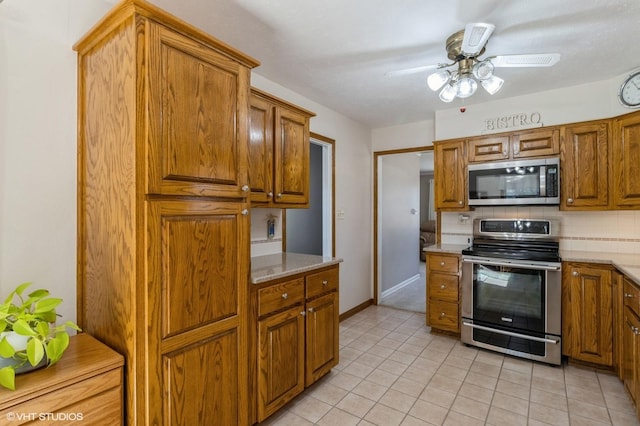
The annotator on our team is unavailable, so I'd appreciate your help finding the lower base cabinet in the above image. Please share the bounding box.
[622,278,640,418]
[426,253,461,334]
[250,265,339,424]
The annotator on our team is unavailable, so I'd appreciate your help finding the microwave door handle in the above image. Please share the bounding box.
[539,165,546,197]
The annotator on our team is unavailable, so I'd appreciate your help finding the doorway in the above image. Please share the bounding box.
[284,134,335,257]
[374,147,435,313]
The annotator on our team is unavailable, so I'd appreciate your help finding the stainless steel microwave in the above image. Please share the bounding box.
[467,157,559,206]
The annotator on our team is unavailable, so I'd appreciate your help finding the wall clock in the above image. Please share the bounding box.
[619,70,640,108]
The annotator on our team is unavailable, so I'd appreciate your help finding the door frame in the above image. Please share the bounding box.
[373,145,437,305]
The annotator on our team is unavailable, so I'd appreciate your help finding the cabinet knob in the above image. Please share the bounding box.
[439,312,446,318]
[241,185,249,192]
[625,293,634,298]
[458,200,463,205]
[241,209,249,216]
[308,307,315,313]
[440,261,445,266]
[572,271,579,277]
[268,192,274,198]
[567,198,574,204]
[300,311,306,317]
[281,293,288,299]
[276,193,283,198]
[322,280,328,286]
[440,283,446,289]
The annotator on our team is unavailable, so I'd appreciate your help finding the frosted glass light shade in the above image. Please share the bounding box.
[456,76,477,98]
[481,75,504,95]
[472,60,494,80]
[427,70,451,91]
[439,84,457,102]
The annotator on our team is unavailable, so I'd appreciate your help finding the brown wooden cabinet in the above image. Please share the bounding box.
[467,128,559,163]
[0,334,124,425]
[250,265,339,424]
[434,139,467,211]
[75,2,258,424]
[249,88,315,207]
[612,111,640,209]
[560,120,610,210]
[622,278,640,418]
[426,253,460,333]
[562,263,614,367]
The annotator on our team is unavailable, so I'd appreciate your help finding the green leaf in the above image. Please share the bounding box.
[27,289,49,300]
[26,338,44,366]
[46,333,69,365]
[0,366,16,390]
[12,319,37,337]
[0,337,16,358]
[35,321,49,337]
[33,298,61,314]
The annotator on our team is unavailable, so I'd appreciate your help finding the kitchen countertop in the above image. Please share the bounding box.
[250,252,343,284]
[423,244,640,286]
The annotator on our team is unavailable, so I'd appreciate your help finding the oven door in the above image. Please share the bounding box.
[461,256,562,364]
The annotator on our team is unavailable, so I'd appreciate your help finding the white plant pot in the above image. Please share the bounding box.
[0,331,47,373]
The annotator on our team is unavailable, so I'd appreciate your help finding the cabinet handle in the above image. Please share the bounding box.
[276,193,283,198]
[572,271,579,277]
[322,280,328,286]
[567,198,574,204]
[268,191,274,198]
[241,185,249,192]
[440,283,446,289]
[628,321,639,335]
[281,293,288,299]
[241,209,249,216]
[308,307,315,313]
[301,311,306,317]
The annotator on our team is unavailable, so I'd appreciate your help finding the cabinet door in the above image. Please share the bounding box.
[273,107,309,205]
[146,199,249,425]
[563,264,613,366]
[612,112,640,209]
[147,23,250,198]
[510,128,559,158]
[248,95,274,203]
[560,121,610,210]
[467,135,510,162]
[434,140,467,210]
[258,306,305,421]
[305,292,339,386]
[622,308,640,406]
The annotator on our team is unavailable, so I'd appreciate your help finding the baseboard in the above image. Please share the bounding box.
[339,299,374,322]
[381,274,421,299]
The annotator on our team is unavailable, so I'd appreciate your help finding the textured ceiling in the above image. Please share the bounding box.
[149,0,640,128]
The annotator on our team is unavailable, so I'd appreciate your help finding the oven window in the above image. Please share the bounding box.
[469,167,541,199]
[472,264,545,333]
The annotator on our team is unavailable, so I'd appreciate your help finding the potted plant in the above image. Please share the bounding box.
[0,282,80,390]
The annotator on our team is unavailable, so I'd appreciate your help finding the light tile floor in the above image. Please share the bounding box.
[261,305,640,426]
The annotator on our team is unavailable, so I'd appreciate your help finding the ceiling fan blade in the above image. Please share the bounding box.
[385,64,442,77]
[461,23,495,56]
[491,53,561,67]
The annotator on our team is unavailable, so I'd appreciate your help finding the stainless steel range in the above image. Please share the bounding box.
[461,218,562,365]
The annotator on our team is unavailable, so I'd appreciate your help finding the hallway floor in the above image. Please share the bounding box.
[379,262,426,314]
[261,305,639,426]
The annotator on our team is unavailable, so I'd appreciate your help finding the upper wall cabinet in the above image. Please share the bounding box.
[560,120,610,210]
[467,128,559,163]
[613,111,640,209]
[249,88,315,208]
[434,139,468,211]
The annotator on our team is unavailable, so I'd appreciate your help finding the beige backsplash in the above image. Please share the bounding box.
[250,208,283,257]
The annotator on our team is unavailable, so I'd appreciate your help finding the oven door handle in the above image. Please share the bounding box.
[461,256,561,271]
[462,321,560,345]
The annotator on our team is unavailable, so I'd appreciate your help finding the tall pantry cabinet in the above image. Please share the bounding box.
[74,1,259,425]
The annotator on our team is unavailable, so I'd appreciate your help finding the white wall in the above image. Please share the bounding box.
[0,0,113,326]
[372,119,435,151]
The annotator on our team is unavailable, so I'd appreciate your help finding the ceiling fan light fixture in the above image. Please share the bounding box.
[472,60,494,80]
[456,75,477,98]
[439,83,457,102]
[481,75,504,95]
[427,70,451,91]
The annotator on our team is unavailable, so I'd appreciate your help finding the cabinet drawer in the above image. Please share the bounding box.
[624,279,640,317]
[306,267,339,299]
[428,254,459,274]
[258,278,304,316]
[428,300,459,333]
[428,272,459,302]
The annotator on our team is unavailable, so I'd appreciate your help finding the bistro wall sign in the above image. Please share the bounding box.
[483,112,543,133]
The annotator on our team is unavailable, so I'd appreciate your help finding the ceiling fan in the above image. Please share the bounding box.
[388,23,561,102]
